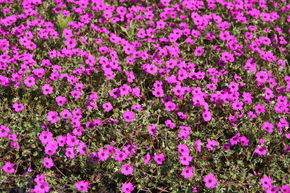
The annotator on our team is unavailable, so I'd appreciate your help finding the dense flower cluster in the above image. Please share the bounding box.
[0,0,289,192]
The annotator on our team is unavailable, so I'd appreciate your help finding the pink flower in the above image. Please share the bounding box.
[34,174,46,184]
[39,131,53,145]
[43,157,54,168]
[56,96,67,106]
[232,101,243,111]
[144,152,151,164]
[61,109,71,119]
[194,46,204,56]
[114,149,127,163]
[2,162,15,173]
[281,185,290,193]
[89,152,99,164]
[121,164,133,176]
[148,124,157,136]
[103,102,113,112]
[65,147,75,158]
[71,90,82,99]
[179,154,192,165]
[42,84,53,95]
[35,181,50,193]
[106,145,115,154]
[121,182,134,193]
[77,142,88,155]
[260,176,273,189]
[239,136,249,146]
[98,147,109,161]
[203,174,217,188]
[165,120,175,129]
[261,122,274,133]
[181,166,194,179]
[24,76,36,87]
[256,71,268,83]
[123,111,135,122]
[45,141,58,156]
[164,101,177,111]
[255,104,265,114]
[206,140,218,151]
[131,104,143,111]
[255,146,267,156]
[178,144,190,155]
[202,111,212,122]
[154,153,165,165]
[119,84,131,96]
[66,133,79,147]
[152,88,164,97]
[57,136,66,147]
[12,102,24,112]
[75,180,89,192]
[46,111,59,124]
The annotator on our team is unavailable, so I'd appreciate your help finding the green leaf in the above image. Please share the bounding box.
[120,26,127,34]
[58,13,72,32]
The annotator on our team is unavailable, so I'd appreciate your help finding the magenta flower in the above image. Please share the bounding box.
[114,149,127,163]
[75,180,89,192]
[34,174,46,184]
[260,176,273,189]
[256,71,268,83]
[178,144,190,155]
[202,111,212,122]
[43,157,54,168]
[65,147,75,159]
[121,182,134,193]
[165,120,175,129]
[57,135,66,147]
[194,46,204,56]
[206,140,218,151]
[152,88,164,97]
[144,152,151,164]
[232,101,243,111]
[164,101,177,111]
[179,154,192,166]
[261,122,274,133]
[121,164,133,176]
[45,141,58,156]
[12,102,24,112]
[24,76,36,87]
[154,153,165,165]
[39,131,53,145]
[98,147,109,161]
[203,174,217,188]
[281,185,290,193]
[239,136,249,146]
[61,109,71,119]
[103,102,113,112]
[66,133,79,147]
[89,152,99,164]
[148,124,157,136]
[71,90,82,99]
[106,145,115,154]
[255,104,265,114]
[56,96,67,106]
[42,84,53,95]
[77,142,88,155]
[46,111,59,124]
[2,162,15,173]
[35,181,50,193]
[181,166,194,179]
[255,146,267,156]
[123,111,135,122]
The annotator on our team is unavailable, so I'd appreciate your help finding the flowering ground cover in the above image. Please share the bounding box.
[0,0,289,192]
